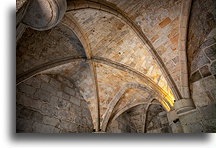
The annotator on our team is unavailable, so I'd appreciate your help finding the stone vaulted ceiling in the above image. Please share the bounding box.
[16,0,197,132]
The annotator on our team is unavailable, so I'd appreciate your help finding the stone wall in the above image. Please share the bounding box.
[146,104,171,133]
[178,0,216,133]
[187,0,215,107]
[107,103,171,133]
[107,111,137,133]
[16,74,93,133]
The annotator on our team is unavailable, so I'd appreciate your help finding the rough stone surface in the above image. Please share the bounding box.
[187,0,215,113]
[16,74,93,133]
[107,103,171,133]
[17,23,85,75]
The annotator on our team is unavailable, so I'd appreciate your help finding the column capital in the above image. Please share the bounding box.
[174,98,195,114]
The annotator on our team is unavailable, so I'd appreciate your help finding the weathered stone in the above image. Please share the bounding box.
[204,45,216,60]
[57,99,70,110]
[70,96,80,106]
[60,121,78,132]
[39,75,50,83]
[159,17,171,28]
[200,38,215,49]
[17,107,33,119]
[32,122,55,133]
[30,111,43,122]
[199,65,211,77]
[62,92,70,101]
[49,78,61,90]
[200,104,216,120]
[17,83,36,96]
[190,70,202,83]
[34,89,50,102]
[64,86,75,96]
[191,51,210,72]
[41,103,58,117]
[41,82,56,94]
[16,118,33,132]
[43,116,59,126]
[210,61,216,75]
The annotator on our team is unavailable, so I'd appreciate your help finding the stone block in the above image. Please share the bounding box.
[203,119,216,132]
[159,17,171,28]
[60,121,78,132]
[200,38,215,49]
[204,45,216,60]
[39,75,50,83]
[34,89,50,102]
[49,96,59,107]
[16,118,33,132]
[62,92,70,101]
[53,127,61,133]
[30,111,43,122]
[201,76,215,91]
[57,99,70,110]
[49,78,61,90]
[199,104,216,120]
[64,86,75,96]
[190,70,202,83]
[17,107,33,119]
[17,83,36,96]
[32,122,55,133]
[199,65,211,77]
[41,82,56,94]
[41,103,58,117]
[210,61,216,75]
[191,51,210,72]
[184,122,204,133]
[70,96,81,106]
[43,116,59,126]
[57,110,71,120]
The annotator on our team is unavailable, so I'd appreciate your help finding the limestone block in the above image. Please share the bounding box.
[17,83,36,96]
[200,38,215,49]
[190,70,202,83]
[199,65,211,77]
[210,61,216,75]
[41,82,56,94]
[70,96,81,106]
[30,111,43,122]
[64,86,75,96]
[57,99,70,110]
[60,121,78,132]
[43,116,59,126]
[204,45,216,61]
[191,51,210,72]
[34,89,50,102]
[32,122,56,133]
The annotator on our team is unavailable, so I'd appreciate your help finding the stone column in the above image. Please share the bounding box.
[22,0,67,31]
[174,99,202,133]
